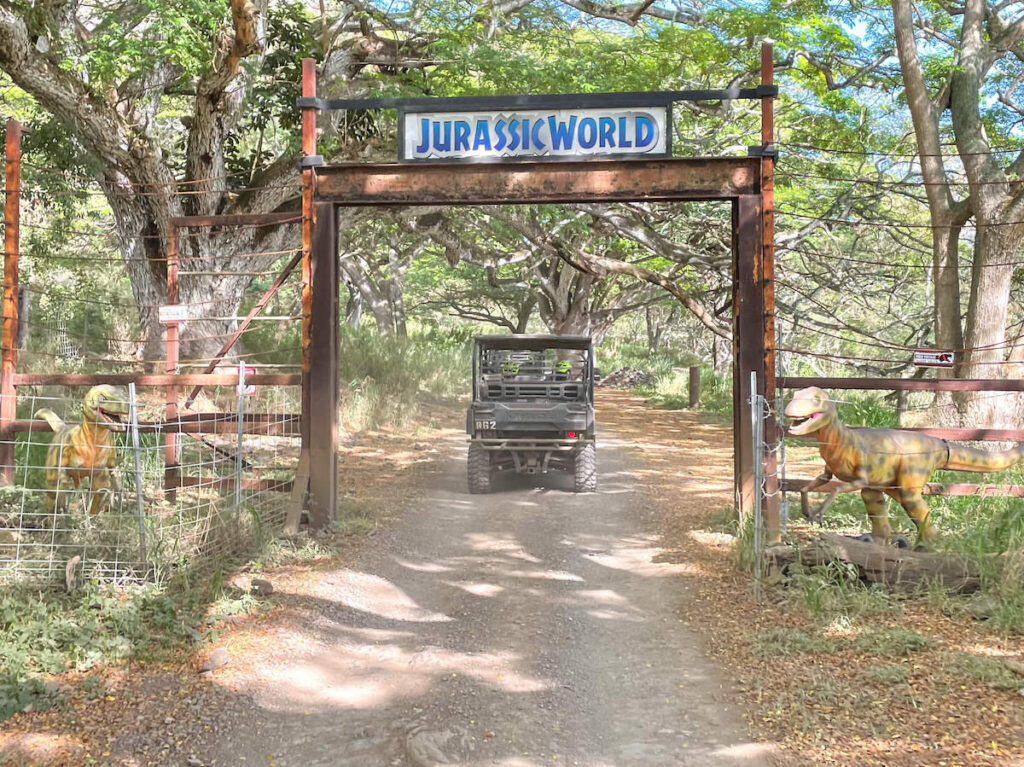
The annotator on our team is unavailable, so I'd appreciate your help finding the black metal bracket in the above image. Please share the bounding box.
[298,84,779,113]
[299,155,325,168]
[747,144,779,160]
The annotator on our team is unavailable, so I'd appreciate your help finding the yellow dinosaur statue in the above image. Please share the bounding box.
[35,385,128,515]
[785,386,1024,545]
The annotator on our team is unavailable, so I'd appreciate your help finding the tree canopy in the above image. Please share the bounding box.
[0,0,1022,421]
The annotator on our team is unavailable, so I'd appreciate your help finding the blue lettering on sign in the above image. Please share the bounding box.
[494,120,507,151]
[473,120,492,151]
[548,116,576,150]
[618,117,632,149]
[432,121,452,152]
[578,117,597,149]
[635,115,655,148]
[522,119,531,150]
[598,117,615,148]
[531,119,545,150]
[454,120,471,151]
[507,120,521,151]
[415,118,430,154]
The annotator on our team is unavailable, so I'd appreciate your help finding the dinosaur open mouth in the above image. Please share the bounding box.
[787,412,823,435]
[98,407,127,429]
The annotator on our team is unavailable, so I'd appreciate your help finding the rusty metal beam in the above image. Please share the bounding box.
[1,119,22,485]
[13,373,300,386]
[778,377,1024,392]
[10,412,299,435]
[313,157,761,205]
[759,42,779,541]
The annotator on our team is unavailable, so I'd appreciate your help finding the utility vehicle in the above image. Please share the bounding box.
[466,335,596,493]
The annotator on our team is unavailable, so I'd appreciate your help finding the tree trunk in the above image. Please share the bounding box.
[514,296,535,333]
[344,280,363,329]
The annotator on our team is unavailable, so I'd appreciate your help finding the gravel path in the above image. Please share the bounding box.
[168,435,775,767]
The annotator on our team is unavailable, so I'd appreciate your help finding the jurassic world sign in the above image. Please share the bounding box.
[399,105,670,162]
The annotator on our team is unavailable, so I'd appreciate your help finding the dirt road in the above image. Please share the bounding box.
[172,435,773,767]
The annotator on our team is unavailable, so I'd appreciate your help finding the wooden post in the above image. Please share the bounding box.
[733,194,764,520]
[164,230,179,501]
[688,366,701,408]
[307,201,338,529]
[760,42,780,541]
[296,57,317,523]
[1,120,22,486]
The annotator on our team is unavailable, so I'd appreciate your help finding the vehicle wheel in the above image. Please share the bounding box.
[467,443,492,494]
[574,443,597,493]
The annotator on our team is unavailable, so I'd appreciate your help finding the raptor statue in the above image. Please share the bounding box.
[784,386,1024,545]
[35,384,128,515]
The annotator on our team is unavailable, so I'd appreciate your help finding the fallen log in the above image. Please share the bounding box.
[764,533,982,594]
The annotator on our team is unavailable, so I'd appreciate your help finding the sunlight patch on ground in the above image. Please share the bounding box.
[583,545,702,578]
[575,588,629,605]
[309,570,452,622]
[393,557,454,573]
[445,580,505,597]
[259,644,552,712]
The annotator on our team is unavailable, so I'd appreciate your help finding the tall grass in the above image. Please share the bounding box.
[337,327,469,432]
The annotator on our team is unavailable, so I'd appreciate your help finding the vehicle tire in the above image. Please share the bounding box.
[467,442,492,494]
[574,443,597,493]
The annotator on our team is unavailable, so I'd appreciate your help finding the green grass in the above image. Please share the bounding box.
[336,326,469,432]
[0,580,206,719]
[862,663,910,684]
[753,627,836,657]
[851,627,933,656]
[943,651,1023,690]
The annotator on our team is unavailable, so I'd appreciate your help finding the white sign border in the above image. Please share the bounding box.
[398,103,673,163]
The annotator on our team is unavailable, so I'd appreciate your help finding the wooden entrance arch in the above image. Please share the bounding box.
[296,47,780,538]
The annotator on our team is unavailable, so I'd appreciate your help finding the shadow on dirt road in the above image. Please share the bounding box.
[167,434,779,767]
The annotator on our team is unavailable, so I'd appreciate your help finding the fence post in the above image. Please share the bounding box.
[164,229,179,501]
[688,366,700,408]
[1,119,23,486]
[750,371,764,603]
[235,362,245,512]
[128,383,148,572]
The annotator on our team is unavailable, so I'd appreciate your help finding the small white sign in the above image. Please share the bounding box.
[913,349,954,368]
[401,106,669,162]
[158,305,189,324]
[238,366,256,396]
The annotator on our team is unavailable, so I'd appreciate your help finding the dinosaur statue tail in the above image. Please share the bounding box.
[942,442,1024,473]
[34,408,65,433]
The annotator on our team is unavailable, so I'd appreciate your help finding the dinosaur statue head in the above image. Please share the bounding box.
[82,385,128,431]
[784,386,837,436]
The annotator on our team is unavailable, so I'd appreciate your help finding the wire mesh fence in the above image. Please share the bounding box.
[0,381,299,585]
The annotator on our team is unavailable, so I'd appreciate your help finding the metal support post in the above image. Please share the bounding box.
[1,119,22,485]
[164,230,179,501]
[235,362,245,512]
[128,383,148,570]
[750,371,764,603]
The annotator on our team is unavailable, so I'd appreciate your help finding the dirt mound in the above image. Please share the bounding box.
[598,367,656,389]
